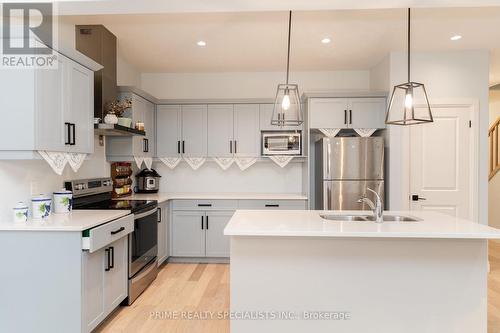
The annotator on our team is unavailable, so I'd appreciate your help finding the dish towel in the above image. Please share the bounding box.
[214,157,235,170]
[38,151,68,175]
[234,157,258,171]
[67,153,87,173]
[143,157,153,170]
[354,129,377,137]
[319,128,341,138]
[159,157,182,169]
[184,157,206,170]
[269,155,294,168]
[134,156,144,169]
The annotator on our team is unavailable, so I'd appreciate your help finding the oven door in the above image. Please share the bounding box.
[129,207,158,277]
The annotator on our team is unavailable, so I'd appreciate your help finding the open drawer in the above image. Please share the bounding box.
[82,214,134,253]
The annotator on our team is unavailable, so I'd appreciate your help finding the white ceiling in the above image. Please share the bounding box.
[62,7,500,85]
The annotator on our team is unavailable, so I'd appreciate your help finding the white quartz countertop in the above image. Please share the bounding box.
[123,192,308,203]
[224,210,500,239]
[0,210,131,232]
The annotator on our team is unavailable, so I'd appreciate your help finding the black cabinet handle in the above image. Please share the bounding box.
[198,204,212,207]
[234,141,237,154]
[158,207,162,223]
[349,110,352,124]
[65,122,71,145]
[177,141,180,154]
[146,139,149,152]
[110,226,125,235]
[182,141,185,154]
[70,123,76,145]
[230,140,232,153]
[109,246,114,269]
[105,248,110,271]
[265,204,280,208]
[206,216,209,229]
[201,216,204,230]
[344,110,347,124]
[282,113,285,122]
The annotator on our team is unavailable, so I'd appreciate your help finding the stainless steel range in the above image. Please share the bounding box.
[65,177,159,304]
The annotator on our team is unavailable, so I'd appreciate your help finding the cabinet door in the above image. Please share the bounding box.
[234,104,260,157]
[103,237,128,313]
[259,104,303,131]
[157,202,168,265]
[181,105,207,157]
[172,211,206,257]
[35,55,66,152]
[82,248,106,333]
[348,98,386,129]
[157,105,181,157]
[68,60,94,154]
[205,211,234,258]
[309,98,349,129]
[143,99,156,157]
[207,104,234,157]
[131,95,148,156]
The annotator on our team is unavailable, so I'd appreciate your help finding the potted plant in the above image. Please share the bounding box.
[105,98,133,127]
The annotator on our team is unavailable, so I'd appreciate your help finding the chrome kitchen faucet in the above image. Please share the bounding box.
[357,188,383,223]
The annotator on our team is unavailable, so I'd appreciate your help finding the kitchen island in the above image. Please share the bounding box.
[224,210,500,333]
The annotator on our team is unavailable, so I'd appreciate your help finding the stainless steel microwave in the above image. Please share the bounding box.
[262,131,302,156]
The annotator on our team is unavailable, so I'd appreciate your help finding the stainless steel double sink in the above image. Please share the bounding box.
[319,214,421,222]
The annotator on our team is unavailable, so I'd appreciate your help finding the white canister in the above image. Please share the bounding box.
[31,195,52,219]
[53,190,72,214]
[13,202,28,222]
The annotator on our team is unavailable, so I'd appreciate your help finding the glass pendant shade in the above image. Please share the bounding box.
[385,8,433,126]
[271,11,303,127]
[386,81,433,125]
[271,84,302,126]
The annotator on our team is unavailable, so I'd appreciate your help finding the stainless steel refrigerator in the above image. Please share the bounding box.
[315,137,384,210]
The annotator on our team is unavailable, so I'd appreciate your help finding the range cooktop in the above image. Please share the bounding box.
[74,199,157,214]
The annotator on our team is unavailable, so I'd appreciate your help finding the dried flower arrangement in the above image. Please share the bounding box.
[106,98,132,116]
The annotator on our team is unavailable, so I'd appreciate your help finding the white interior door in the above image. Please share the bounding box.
[409,105,473,219]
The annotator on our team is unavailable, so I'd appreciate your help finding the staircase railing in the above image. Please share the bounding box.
[490,117,500,180]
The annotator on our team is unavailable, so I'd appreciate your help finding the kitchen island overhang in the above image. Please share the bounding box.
[225,210,500,333]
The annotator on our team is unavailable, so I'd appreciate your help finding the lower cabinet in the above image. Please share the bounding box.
[157,201,169,265]
[172,210,233,258]
[83,236,128,333]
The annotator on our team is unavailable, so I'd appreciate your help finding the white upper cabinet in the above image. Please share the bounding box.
[0,51,95,158]
[234,104,260,157]
[181,105,208,157]
[348,98,386,129]
[207,104,234,157]
[309,97,386,129]
[156,105,181,157]
[259,103,304,131]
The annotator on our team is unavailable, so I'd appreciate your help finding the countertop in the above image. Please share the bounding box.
[123,192,308,203]
[0,210,131,232]
[224,210,500,239]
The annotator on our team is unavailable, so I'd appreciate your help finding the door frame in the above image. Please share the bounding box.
[401,98,479,223]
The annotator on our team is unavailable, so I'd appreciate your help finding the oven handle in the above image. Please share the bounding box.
[134,208,158,220]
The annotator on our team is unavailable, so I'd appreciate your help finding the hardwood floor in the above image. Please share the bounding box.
[97,241,500,333]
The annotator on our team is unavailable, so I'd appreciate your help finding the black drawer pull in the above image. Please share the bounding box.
[109,246,114,269]
[198,204,212,207]
[110,226,125,235]
[265,204,280,208]
[105,248,110,271]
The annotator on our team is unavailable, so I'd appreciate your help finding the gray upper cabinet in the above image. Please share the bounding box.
[156,105,181,157]
[106,91,156,161]
[259,103,304,131]
[309,97,386,129]
[0,52,95,158]
[234,104,260,157]
[181,105,208,157]
[207,104,234,157]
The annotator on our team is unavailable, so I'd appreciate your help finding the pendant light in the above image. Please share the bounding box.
[271,11,303,127]
[385,8,433,126]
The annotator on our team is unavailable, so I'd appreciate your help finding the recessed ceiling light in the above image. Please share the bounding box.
[197,40,206,47]
[450,35,462,41]
[321,38,331,44]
